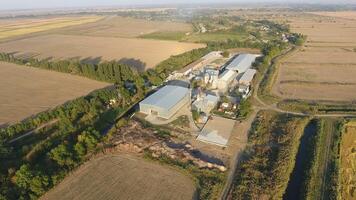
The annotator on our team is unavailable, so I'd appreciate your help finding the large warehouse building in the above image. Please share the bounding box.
[139,85,190,119]
[225,54,259,73]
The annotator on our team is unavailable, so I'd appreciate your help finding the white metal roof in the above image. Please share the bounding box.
[225,54,259,73]
[219,70,238,82]
[140,85,189,111]
[205,94,219,103]
[239,69,257,84]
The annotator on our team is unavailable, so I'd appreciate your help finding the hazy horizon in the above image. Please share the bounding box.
[1,0,356,11]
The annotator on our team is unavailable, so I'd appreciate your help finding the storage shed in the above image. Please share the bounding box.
[225,54,259,73]
[139,85,190,119]
[217,70,238,93]
[239,69,257,86]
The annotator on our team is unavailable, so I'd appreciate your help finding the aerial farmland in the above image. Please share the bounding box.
[0,62,110,126]
[0,15,203,69]
[272,12,356,102]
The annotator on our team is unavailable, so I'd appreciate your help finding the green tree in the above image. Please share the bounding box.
[222,51,230,58]
[14,164,50,198]
[49,144,76,168]
[74,128,100,158]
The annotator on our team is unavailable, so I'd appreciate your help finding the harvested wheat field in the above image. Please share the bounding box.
[272,12,356,102]
[53,16,193,38]
[0,34,205,69]
[0,16,102,40]
[41,154,196,200]
[339,121,356,200]
[0,62,110,126]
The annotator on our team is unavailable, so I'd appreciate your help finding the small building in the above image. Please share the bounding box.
[238,85,250,99]
[225,54,259,73]
[192,94,220,114]
[217,70,238,93]
[239,69,257,86]
[139,85,190,119]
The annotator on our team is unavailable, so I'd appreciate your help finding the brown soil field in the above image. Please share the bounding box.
[0,62,110,126]
[53,16,193,38]
[339,121,356,200]
[41,154,196,200]
[272,12,356,102]
[0,34,205,69]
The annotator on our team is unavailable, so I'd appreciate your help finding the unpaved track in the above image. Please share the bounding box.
[320,119,335,199]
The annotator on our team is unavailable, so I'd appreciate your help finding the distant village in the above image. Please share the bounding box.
[138,50,260,147]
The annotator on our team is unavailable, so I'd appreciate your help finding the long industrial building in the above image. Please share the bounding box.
[225,54,259,73]
[139,85,190,119]
[217,70,238,93]
[239,69,257,86]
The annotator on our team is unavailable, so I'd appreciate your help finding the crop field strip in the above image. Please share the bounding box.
[0,16,103,40]
[52,16,193,38]
[0,61,110,125]
[0,16,203,69]
[272,12,356,102]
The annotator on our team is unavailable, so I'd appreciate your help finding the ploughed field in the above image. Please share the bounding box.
[272,12,356,102]
[41,154,196,200]
[0,62,110,126]
[0,16,203,69]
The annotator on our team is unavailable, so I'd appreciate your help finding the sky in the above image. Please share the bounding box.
[1,0,356,10]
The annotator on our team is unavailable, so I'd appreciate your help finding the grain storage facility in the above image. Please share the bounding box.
[239,69,257,86]
[225,54,259,73]
[139,85,190,119]
[217,70,238,93]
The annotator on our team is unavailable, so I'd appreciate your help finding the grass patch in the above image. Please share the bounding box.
[184,32,248,43]
[169,115,190,129]
[277,100,356,114]
[299,119,342,200]
[338,120,356,199]
[139,31,188,41]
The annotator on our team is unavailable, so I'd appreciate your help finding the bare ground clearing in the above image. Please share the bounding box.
[0,62,110,125]
[41,154,196,200]
[272,12,356,102]
[0,34,205,69]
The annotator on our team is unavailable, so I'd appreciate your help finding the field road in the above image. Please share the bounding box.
[8,119,59,143]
